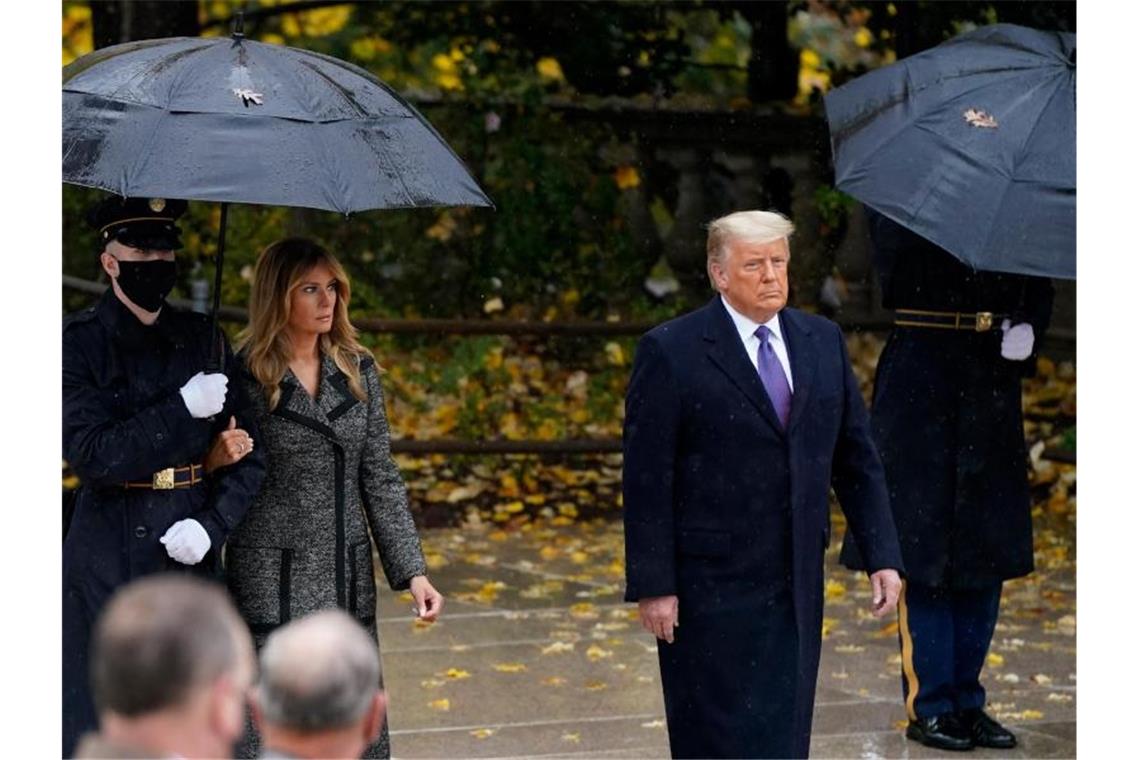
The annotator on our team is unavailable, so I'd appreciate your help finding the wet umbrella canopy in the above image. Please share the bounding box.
[824,24,1075,279]
[63,34,492,213]
[63,26,492,367]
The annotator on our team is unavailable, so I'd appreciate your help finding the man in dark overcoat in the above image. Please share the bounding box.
[840,208,1054,751]
[62,196,266,757]
[623,209,905,759]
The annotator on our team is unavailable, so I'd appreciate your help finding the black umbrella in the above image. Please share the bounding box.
[824,23,1074,279]
[63,21,493,366]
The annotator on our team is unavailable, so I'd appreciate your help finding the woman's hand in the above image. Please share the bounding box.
[409,575,444,622]
[204,416,255,474]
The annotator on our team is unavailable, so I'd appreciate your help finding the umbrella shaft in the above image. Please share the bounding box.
[208,203,229,372]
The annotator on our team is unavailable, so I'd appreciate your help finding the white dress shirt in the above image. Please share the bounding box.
[720,296,794,391]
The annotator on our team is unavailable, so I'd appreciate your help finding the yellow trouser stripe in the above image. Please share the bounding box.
[898,581,920,721]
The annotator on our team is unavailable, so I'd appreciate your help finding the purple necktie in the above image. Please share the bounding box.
[755,326,792,428]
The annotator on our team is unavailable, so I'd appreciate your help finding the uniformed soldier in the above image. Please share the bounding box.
[840,208,1054,752]
[62,196,266,757]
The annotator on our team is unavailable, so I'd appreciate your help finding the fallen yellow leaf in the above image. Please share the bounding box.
[428,698,451,711]
[586,644,614,661]
[493,662,528,673]
[825,580,847,599]
[835,644,865,654]
[569,602,599,620]
[470,728,495,740]
[542,641,575,655]
[444,668,471,680]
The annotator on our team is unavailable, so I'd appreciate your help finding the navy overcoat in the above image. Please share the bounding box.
[623,297,904,759]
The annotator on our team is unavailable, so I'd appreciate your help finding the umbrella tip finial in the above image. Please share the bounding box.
[232,9,246,40]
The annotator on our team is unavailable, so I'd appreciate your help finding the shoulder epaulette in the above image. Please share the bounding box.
[62,306,98,333]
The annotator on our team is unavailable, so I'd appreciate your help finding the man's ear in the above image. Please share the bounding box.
[362,690,387,744]
[207,673,245,744]
[100,251,119,280]
[708,258,726,289]
[249,690,264,733]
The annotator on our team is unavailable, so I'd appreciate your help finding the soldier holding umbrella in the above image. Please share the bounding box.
[826,23,1074,751]
[62,196,266,757]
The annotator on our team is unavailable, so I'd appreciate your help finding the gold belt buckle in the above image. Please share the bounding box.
[152,467,176,490]
[975,312,993,332]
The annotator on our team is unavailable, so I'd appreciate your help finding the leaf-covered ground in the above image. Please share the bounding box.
[377,495,1074,758]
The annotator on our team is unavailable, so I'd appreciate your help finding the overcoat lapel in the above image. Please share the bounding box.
[781,309,817,435]
[702,298,786,438]
[316,355,363,423]
[273,355,363,443]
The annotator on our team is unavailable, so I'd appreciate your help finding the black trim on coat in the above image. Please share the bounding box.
[279,548,293,625]
[334,447,346,609]
[326,371,361,422]
[270,384,350,618]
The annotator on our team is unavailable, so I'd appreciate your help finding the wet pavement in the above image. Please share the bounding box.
[376,507,1075,759]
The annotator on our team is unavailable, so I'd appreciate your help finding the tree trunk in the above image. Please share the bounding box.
[741,2,798,103]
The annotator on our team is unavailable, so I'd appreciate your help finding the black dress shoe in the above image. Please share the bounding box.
[959,708,1018,749]
[906,714,974,751]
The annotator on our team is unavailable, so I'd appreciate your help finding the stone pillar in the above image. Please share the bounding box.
[715,151,765,212]
[661,147,712,297]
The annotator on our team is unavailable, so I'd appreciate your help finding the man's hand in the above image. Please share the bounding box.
[409,575,444,622]
[869,569,902,618]
[180,371,228,418]
[204,416,255,474]
[160,519,211,564]
[638,595,679,643]
[1000,319,1035,361]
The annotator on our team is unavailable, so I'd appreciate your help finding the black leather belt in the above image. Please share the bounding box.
[123,464,205,490]
[894,309,1008,332]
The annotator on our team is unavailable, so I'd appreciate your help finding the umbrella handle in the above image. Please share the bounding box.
[206,202,228,373]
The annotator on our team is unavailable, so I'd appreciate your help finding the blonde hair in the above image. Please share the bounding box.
[238,238,370,411]
[705,210,795,286]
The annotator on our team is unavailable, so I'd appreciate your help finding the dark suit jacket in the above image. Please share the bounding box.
[623,297,903,758]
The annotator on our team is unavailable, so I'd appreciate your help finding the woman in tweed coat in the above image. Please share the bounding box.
[220,237,443,759]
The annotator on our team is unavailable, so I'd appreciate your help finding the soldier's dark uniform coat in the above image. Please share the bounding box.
[840,209,1054,588]
[227,351,427,759]
[62,290,265,757]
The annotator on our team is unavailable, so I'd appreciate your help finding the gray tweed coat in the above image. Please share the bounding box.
[226,352,426,759]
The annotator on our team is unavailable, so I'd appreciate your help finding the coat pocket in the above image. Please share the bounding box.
[348,540,377,624]
[676,529,732,558]
[225,545,293,631]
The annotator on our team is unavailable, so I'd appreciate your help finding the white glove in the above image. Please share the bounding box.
[160,519,211,565]
[180,372,228,418]
[1000,319,1035,361]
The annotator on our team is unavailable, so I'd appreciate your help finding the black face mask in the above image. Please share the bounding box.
[114,259,177,313]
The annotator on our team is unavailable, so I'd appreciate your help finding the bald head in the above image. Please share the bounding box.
[91,575,251,717]
[258,610,381,732]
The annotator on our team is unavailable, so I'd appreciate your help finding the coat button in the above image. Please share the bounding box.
[135,526,148,539]
[156,432,164,441]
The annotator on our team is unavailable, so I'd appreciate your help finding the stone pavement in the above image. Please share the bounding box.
[376,514,1075,759]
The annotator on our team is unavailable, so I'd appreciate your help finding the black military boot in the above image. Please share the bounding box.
[958,707,1017,749]
[906,713,974,751]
